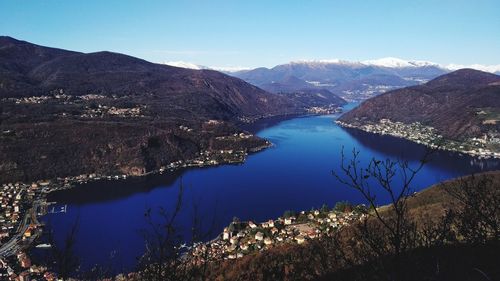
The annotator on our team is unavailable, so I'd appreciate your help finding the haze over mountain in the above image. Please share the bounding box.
[339,69,500,140]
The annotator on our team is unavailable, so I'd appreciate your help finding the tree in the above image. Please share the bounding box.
[443,173,500,244]
[283,210,296,218]
[333,200,352,213]
[320,204,330,213]
[332,147,431,279]
[137,180,218,281]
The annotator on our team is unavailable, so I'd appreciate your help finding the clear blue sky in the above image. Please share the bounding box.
[1,0,499,68]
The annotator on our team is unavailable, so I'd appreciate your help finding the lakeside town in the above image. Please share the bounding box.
[189,204,366,263]
[0,180,57,280]
[0,170,362,280]
[0,134,270,280]
[336,119,500,159]
[306,105,343,115]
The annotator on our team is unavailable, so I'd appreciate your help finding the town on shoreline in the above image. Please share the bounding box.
[336,119,500,159]
[0,138,272,280]
[2,114,497,280]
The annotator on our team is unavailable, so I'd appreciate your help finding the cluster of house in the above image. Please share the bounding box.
[82,104,144,118]
[306,105,343,114]
[0,183,33,242]
[337,119,500,159]
[156,130,263,174]
[215,132,253,140]
[79,94,106,100]
[1,91,82,105]
[341,85,400,101]
[189,208,365,263]
[178,125,194,132]
[236,112,283,124]
[2,90,111,105]
[0,252,57,281]
[4,95,53,104]
[159,150,250,175]
[0,180,61,281]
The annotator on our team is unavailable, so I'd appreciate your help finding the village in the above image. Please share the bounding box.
[1,92,147,119]
[340,85,402,102]
[306,105,343,115]
[0,130,271,280]
[189,204,366,263]
[336,119,500,159]
[0,179,59,280]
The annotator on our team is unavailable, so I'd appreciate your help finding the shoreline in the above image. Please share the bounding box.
[336,120,500,160]
[0,112,294,263]
[1,110,345,277]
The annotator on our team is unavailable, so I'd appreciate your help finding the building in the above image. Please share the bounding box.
[255,232,264,241]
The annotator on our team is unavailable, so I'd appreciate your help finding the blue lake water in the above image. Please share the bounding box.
[39,106,500,272]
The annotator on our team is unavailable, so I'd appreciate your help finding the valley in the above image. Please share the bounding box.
[0,37,499,281]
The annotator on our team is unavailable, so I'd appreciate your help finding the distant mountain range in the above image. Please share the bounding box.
[339,69,500,140]
[166,58,500,101]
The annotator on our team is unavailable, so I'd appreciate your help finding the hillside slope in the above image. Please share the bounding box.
[0,37,304,183]
[0,36,298,119]
[338,69,500,155]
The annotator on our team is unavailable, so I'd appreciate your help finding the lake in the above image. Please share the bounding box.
[38,105,500,272]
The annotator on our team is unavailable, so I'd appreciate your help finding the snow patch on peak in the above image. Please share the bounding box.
[362,57,439,68]
[288,57,442,69]
[163,61,208,70]
[211,66,252,72]
[446,63,500,74]
[163,61,250,72]
[289,59,363,67]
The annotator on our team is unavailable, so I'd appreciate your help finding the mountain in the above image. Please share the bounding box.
[361,57,439,68]
[230,59,449,101]
[0,36,306,183]
[163,61,251,72]
[259,75,313,93]
[339,69,500,141]
[276,88,346,109]
[163,61,210,70]
[447,63,500,75]
[0,36,300,119]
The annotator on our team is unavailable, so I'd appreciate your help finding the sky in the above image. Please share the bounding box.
[1,0,500,69]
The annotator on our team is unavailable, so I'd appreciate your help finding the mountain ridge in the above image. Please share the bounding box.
[166,58,500,102]
[228,59,449,101]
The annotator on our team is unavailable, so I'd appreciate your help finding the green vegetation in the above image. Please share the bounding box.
[333,200,353,212]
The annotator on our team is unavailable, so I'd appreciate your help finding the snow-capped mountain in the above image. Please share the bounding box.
[163,61,250,72]
[165,58,499,74]
[446,63,500,74]
[289,59,364,67]
[229,58,449,100]
[163,61,209,70]
[362,57,440,68]
[164,58,499,101]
